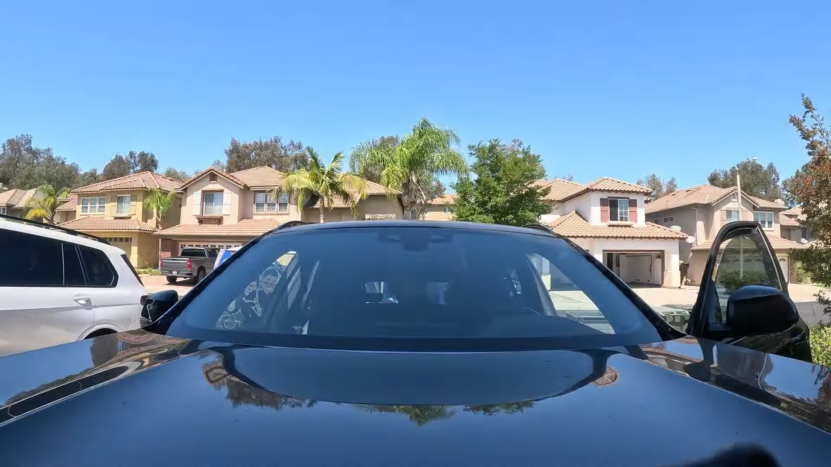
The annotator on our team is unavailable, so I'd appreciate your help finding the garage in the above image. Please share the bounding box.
[179,241,243,254]
[603,251,664,286]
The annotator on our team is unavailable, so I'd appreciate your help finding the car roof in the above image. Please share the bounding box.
[275,220,558,237]
[0,219,124,254]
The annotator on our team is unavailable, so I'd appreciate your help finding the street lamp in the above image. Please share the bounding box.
[735,157,758,219]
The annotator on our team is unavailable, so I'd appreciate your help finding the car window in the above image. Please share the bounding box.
[0,229,63,287]
[64,244,86,287]
[168,227,662,349]
[181,248,207,257]
[121,254,143,285]
[711,229,781,323]
[79,246,117,287]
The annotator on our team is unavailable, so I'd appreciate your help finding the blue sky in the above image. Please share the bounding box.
[2,0,830,189]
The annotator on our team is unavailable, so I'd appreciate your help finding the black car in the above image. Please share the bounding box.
[1,220,829,466]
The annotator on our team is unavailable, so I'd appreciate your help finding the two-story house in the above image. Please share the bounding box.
[645,184,805,285]
[539,177,687,287]
[57,172,183,268]
[779,206,809,243]
[155,166,403,259]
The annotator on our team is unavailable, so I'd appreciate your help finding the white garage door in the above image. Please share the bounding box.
[621,254,653,284]
[180,242,243,254]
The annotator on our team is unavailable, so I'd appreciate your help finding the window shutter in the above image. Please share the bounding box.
[628,199,637,223]
[107,194,116,217]
[600,198,610,223]
[192,190,202,215]
[222,190,231,215]
[720,210,728,222]
[130,194,137,215]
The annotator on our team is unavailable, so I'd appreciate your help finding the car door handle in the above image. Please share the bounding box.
[73,295,92,306]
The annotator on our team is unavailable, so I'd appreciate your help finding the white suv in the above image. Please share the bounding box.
[0,216,148,356]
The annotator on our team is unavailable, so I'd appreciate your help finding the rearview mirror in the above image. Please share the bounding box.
[140,290,179,327]
[726,285,798,337]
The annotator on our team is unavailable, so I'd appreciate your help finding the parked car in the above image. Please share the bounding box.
[0,214,147,357]
[161,247,218,284]
[1,221,828,465]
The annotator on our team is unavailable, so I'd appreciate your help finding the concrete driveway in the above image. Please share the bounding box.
[141,274,194,294]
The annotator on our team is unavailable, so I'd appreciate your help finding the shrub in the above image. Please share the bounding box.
[810,324,831,367]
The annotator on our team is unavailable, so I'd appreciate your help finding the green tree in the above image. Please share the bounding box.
[788,94,831,313]
[452,140,551,226]
[223,137,307,172]
[24,184,70,223]
[0,135,81,190]
[161,167,191,182]
[281,147,367,223]
[143,188,177,229]
[102,151,159,181]
[637,173,678,199]
[708,160,782,201]
[359,119,466,219]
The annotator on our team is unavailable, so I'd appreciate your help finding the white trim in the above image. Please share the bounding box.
[80,197,106,214]
[115,194,131,216]
[753,211,774,230]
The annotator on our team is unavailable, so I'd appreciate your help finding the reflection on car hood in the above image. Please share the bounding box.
[2,331,831,466]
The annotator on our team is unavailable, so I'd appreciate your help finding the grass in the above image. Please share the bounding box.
[136,268,161,276]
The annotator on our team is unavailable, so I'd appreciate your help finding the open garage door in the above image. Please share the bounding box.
[603,251,664,286]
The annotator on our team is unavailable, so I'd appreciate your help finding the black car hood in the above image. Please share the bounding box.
[2,331,831,466]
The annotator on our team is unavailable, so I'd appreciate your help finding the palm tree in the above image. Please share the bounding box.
[143,188,177,229]
[25,185,70,224]
[280,147,368,223]
[361,118,467,219]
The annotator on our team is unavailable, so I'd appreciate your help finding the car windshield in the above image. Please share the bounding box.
[165,226,663,349]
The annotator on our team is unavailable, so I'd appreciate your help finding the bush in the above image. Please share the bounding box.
[135,268,160,276]
[810,324,831,367]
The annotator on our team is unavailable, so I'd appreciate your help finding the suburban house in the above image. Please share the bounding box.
[155,166,403,259]
[645,185,805,285]
[0,188,38,218]
[779,206,809,243]
[539,177,687,287]
[422,194,456,221]
[56,172,183,268]
[54,194,79,224]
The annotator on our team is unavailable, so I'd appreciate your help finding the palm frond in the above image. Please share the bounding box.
[25,207,51,221]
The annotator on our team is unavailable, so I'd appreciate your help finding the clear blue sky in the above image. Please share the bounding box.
[2,0,830,189]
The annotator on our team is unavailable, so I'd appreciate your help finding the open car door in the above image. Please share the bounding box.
[686,221,812,362]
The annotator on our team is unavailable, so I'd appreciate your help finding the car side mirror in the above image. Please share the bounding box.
[726,285,798,337]
[140,290,178,327]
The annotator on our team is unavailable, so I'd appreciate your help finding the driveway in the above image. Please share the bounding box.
[141,274,194,294]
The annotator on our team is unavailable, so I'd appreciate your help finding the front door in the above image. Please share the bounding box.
[687,221,810,361]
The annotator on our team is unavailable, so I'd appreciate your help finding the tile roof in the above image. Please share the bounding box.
[428,193,457,205]
[15,188,37,208]
[230,166,285,187]
[646,185,788,214]
[0,188,27,207]
[155,219,281,237]
[536,177,650,203]
[691,234,807,251]
[59,217,157,232]
[180,167,247,190]
[783,206,802,217]
[779,214,801,227]
[546,211,688,239]
[56,194,78,212]
[72,172,181,194]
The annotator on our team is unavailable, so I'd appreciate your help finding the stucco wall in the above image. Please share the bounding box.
[181,176,241,225]
[300,196,402,223]
[240,190,303,222]
[423,205,453,221]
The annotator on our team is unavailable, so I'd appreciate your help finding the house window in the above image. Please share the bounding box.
[754,211,774,230]
[255,192,276,213]
[81,197,106,214]
[444,206,451,214]
[0,207,5,215]
[278,193,289,213]
[203,192,224,215]
[731,193,738,201]
[609,199,629,222]
[654,218,660,223]
[725,209,739,223]
[116,195,131,216]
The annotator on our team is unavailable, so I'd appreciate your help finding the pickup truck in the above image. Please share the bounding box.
[161,247,219,284]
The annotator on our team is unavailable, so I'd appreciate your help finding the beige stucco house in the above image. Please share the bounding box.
[539,177,687,287]
[645,185,805,285]
[56,172,183,268]
[155,166,403,259]
[422,194,456,221]
[0,188,38,218]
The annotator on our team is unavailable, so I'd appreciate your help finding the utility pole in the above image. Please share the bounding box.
[735,157,757,280]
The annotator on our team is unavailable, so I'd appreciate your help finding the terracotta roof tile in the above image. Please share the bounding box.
[155,218,280,237]
[585,177,652,194]
[72,172,181,194]
[14,188,38,208]
[537,177,650,203]
[230,166,285,187]
[691,234,807,251]
[0,189,25,207]
[539,179,586,202]
[59,217,157,232]
[180,167,247,190]
[783,206,802,217]
[647,185,787,214]
[779,214,801,227]
[56,194,78,212]
[428,193,456,205]
[546,211,687,239]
